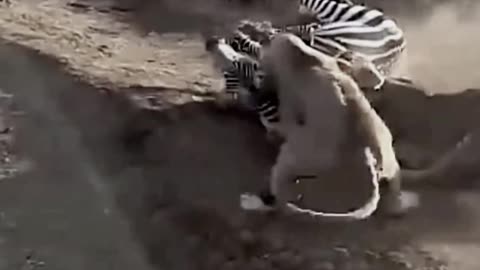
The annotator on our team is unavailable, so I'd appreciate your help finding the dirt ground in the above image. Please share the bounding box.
[1,0,480,269]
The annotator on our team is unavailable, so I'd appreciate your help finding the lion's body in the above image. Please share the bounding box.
[240,33,419,221]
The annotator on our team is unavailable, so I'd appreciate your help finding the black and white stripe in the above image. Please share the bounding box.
[299,0,385,26]
[223,57,280,129]
[223,32,281,127]
[297,0,406,75]
[206,37,280,128]
[225,30,263,60]
[209,5,404,130]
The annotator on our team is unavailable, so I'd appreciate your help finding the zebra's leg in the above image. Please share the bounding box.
[213,86,258,112]
[237,20,278,43]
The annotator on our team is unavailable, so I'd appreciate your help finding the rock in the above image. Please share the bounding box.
[333,247,350,258]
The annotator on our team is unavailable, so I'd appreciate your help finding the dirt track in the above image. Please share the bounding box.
[0,0,480,269]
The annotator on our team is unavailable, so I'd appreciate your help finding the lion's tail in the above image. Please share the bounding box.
[285,147,381,222]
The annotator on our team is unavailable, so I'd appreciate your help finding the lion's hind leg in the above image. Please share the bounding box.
[378,172,420,217]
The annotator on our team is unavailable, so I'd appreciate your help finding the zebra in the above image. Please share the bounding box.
[232,18,404,76]
[205,37,281,133]
[207,13,398,132]
[299,0,385,26]
[222,30,283,132]
[296,0,406,76]
[205,29,385,140]
[225,30,263,60]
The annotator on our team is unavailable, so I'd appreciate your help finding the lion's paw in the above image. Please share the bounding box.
[240,193,274,212]
[399,190,420,210]
[385,190,420,216]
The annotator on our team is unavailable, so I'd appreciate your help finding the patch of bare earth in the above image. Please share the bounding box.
[0,0,479,270]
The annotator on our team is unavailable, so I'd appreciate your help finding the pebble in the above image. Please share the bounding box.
[394,260,413,269]
[333,247,350,258]
[386,251,413,269]
[364,250,381,260]
[386,251,406,261]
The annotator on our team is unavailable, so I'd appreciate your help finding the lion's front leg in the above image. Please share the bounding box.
[264,125,285,145]
[240,142,298,212]
[268,143,302,207]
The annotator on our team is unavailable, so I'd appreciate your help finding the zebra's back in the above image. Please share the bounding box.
[298,0,406,74]
[311,21,406,75]
[300,0,388,27]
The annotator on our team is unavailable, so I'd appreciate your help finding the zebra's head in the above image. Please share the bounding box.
[205,37,246,72]
[335,51,385,90]
[226,31,246,52]
[237,20,279,45]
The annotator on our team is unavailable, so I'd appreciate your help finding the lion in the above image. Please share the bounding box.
[239,33,422,221]
[204,26,385,145]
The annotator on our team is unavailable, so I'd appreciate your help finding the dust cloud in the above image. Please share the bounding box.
[395,2,480,93]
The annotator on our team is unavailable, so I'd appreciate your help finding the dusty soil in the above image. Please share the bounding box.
[0,0,480,269]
